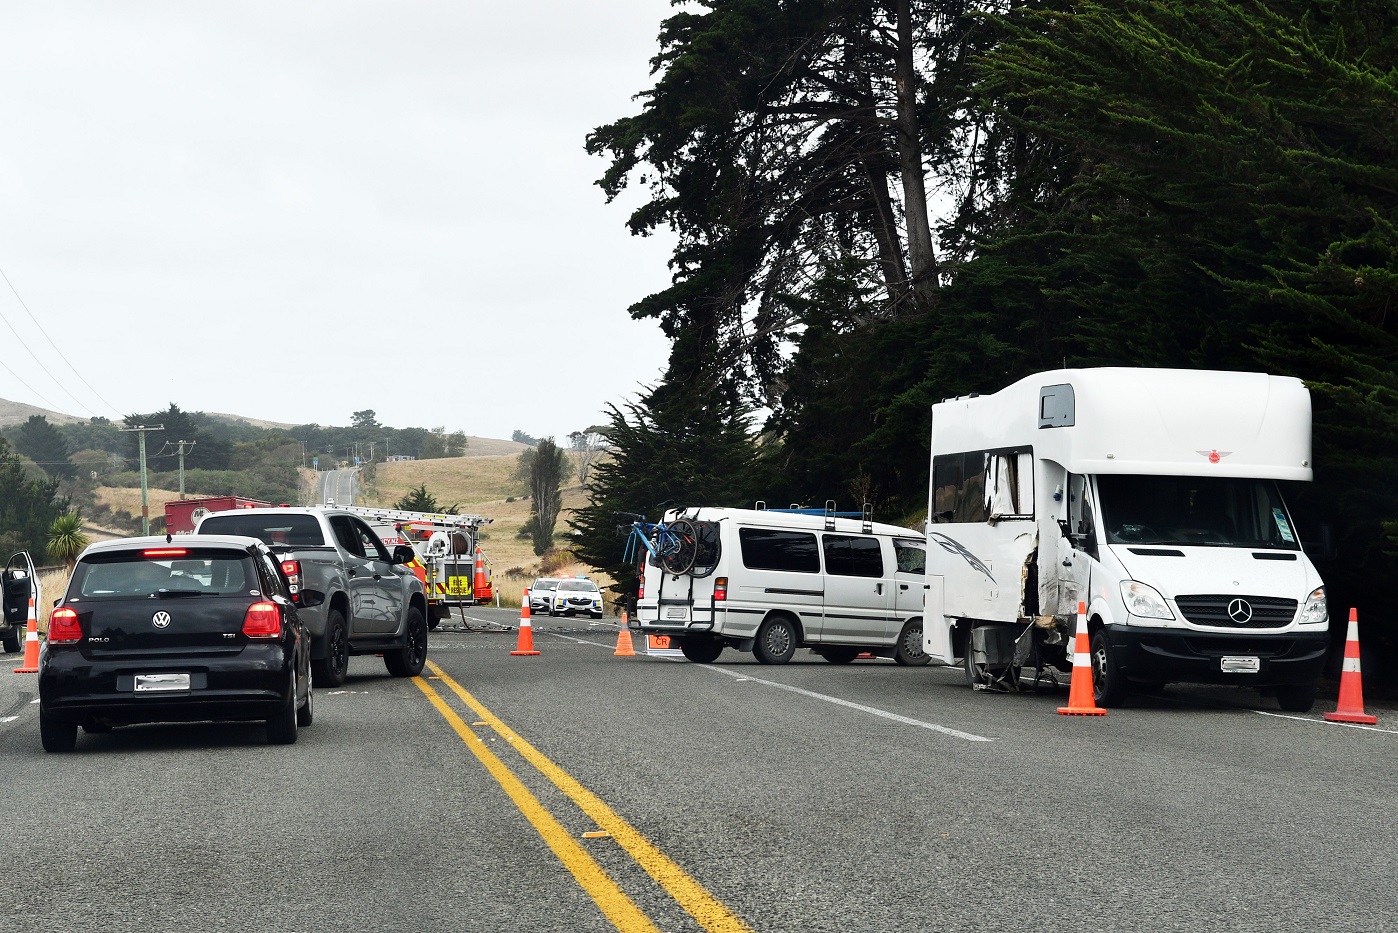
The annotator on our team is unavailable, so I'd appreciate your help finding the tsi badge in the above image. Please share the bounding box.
[151,611,172,629]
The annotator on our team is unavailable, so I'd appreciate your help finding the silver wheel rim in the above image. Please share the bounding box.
[902,624,924,659]
[764,623,792,657]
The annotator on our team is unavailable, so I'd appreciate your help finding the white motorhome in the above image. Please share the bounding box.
[923,368,1329,711]
[634,505,928,665]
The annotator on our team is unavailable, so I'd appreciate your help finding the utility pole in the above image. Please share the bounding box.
[176,440,196,499]
[119,424,165,535]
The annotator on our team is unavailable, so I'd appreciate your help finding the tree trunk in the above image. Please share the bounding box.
[895,0,939,303]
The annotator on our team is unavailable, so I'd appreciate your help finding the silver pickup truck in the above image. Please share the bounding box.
[196,507,428,686]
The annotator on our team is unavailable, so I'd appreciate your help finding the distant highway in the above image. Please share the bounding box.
[317,468,358,506]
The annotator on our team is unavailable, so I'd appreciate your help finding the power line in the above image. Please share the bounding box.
[0,264,126,419]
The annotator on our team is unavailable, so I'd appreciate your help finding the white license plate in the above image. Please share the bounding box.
[134,673,191,693]
[663,606,690,621]
[1220,656,1260,674]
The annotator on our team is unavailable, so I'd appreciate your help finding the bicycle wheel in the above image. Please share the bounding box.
[660,519,698,575]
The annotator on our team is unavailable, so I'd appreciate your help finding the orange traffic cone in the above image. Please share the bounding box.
[12,597,40,674]
[510,589,540,657]
[472,547,491,600]
[1324,608,1377,725]
[614,611,636,657]
[1057,601,1105,716]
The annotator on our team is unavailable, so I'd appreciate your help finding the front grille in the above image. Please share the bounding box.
[1175,595,1298,628]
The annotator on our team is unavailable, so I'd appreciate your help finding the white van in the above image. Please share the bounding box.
[633,505,928,665]
[923,368,1329,710]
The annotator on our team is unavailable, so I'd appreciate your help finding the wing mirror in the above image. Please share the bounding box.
[392,545,417,566]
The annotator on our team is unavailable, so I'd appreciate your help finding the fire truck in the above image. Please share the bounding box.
[331,505,495,626]
[164,496,272,533]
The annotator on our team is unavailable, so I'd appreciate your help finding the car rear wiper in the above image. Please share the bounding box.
[156,589,205,598]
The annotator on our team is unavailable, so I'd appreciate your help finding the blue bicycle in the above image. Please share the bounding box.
[618,514,699,575]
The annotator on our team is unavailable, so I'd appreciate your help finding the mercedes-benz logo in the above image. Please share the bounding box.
[152,611,172,628]
[1227,598,1253,624]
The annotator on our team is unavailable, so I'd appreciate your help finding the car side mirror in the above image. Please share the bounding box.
[299,589,326,608]
[392,545,417,566]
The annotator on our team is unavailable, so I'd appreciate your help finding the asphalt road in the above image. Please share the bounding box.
[2,609,1394,933]
[317,468,358,506]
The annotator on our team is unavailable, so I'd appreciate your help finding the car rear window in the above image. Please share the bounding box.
[199,513,325,546]
[70,550,256,600]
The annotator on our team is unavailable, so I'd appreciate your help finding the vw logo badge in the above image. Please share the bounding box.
[152,611,172,629]
[1227,598,1253,624]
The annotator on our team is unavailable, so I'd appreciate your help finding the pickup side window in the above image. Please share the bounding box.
[330,516,366,558]
[739,529,819,573]
[822,534,884,577]
[351,519,391,562]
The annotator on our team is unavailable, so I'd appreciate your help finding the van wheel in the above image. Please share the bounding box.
[679,639,723,664]
[1090,629,1127,707]
[816,647,858,664]
[894,619,930,666]
[1276,682,1317,713]
[754,617,797,664]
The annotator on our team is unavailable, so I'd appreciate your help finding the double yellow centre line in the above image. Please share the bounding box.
[414,660,753,933]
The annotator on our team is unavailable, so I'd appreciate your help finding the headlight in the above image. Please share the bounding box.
[1120,581,1174,620]
[1300,587,1327,625]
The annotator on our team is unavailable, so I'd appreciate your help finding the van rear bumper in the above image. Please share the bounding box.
[1106,625,1328,686]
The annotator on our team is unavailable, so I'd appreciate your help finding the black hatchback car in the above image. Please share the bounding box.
[38,535,315,752]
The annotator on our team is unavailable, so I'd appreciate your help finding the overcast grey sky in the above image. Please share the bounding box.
[0,1,678,441]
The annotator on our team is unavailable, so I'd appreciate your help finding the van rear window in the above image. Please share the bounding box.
[739,529,819,573]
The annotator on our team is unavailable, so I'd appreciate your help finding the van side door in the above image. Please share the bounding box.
[820,534,894,645]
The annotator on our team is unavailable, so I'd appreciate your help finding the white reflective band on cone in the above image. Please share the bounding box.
[1343,657,1362,674]
[1074,652,1091,667]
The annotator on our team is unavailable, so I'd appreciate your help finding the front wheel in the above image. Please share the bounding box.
[753,616,798,665]
[1,628,19,654]
[1276,682,1317,713]
[385,607,429,677]
[1090,629,1127,707]
[894,619,930,666]
[679,638,724,664]
[313,609,349,688]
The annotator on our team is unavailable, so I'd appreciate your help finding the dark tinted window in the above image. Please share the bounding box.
[739,529,819,573]
[823,535,884,577]
[72,550,252,599]
[931,452,987,523]
[198,513,325,546]
[330,516,366,557]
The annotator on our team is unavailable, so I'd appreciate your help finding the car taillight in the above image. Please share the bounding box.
[242,601,282,639]
[714,577,728,601]
[49,607,82,645]
[281,560,302,602]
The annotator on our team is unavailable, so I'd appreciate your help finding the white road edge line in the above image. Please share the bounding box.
[546,632,993,743]
[1254,710,1398,735]
[0,716,18,724]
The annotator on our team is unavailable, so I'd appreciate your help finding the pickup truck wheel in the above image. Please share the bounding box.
[313,610,349,688]
[40,709,78,753]
[385,607,428,677]
[266,669,299,744]
[679,638,723,664]
[894,619,930,666]
[816,647,858,664]
[753,616,798,664]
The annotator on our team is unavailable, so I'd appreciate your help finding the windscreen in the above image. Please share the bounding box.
[557,580,598,592]
[1097,475,1301,550]
[199,513,325,546]
[70,550,255,600]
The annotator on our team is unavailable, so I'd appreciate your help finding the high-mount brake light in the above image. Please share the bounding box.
[242,601,282,638]
[143,548,187,558]
[714,577,728,601]
[49,607,82,644]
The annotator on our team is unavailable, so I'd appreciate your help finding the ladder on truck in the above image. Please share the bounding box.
[332,504,500,623]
